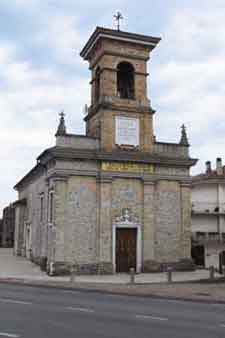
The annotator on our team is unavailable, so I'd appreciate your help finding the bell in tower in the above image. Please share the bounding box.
[80,26,161,152]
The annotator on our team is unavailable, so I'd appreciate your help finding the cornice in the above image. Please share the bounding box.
[84,101,154,121]
[80,26,161,61]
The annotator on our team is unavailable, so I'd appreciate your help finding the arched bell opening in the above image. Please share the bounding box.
[117,62,135,100]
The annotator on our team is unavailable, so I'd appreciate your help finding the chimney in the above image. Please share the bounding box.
[216,157,223,175]
[205,161,211,174]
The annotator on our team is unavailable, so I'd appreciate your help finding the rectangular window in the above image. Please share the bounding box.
[40,195,44,222]
[49,192,54,224]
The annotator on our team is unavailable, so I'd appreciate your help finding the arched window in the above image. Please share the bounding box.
[95,66,101,103]
[117,62,135,99]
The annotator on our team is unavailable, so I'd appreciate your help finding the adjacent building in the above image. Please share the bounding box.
[14,26,197,275]
[0,218,3,246]
[191,158,225,270]
[0,204,15,248]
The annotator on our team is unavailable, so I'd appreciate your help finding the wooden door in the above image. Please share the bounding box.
[116,228,137,273]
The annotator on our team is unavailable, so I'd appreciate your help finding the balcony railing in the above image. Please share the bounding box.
[153,142,189,158]
[191,202,225,214]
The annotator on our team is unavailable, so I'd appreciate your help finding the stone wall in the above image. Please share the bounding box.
[17,173,48,264]
[154,180,182,262]
[180,184,192,259]
[86,36,154,152]
[143,181,155,271]
[56,135,99,149]
[98,177,113,274]
[111,178,143,223]
[1,205,15,247]
[99,109,153,152]
[53,176,98,274]
[15,157,193,275]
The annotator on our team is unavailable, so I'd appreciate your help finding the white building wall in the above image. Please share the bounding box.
[219,184,225,206]
[192,184,218,205]
[191,177,225,269]
[205,247,220,269]
[191,216,218,233]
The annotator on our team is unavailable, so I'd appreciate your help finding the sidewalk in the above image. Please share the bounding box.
[0,248,225,303]
[0,248,221,283]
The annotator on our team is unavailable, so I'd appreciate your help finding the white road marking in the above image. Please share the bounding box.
[0,333,20,337]
[61,290,83,295]
[135,314,168,321]
[0,298,32,305]
[66,306,94,313]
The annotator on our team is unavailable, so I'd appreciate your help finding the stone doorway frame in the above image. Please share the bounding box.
[112,210,142,273]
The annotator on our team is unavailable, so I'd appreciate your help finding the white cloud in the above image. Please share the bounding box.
[35,13,85,65]
[151,5,225,174]
[0,39,89,213]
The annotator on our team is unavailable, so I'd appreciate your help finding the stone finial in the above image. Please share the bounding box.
[179,124,189,146]
[55,111,67,136]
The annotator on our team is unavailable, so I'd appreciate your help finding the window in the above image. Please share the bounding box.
[49,192,54,224]
[95,66,101,103]
[40,195,44,222]
[117,62,135,99]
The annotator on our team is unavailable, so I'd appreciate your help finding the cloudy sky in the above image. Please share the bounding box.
[1,0,225,214]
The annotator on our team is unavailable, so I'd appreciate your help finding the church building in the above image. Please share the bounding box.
[14,26,197,275]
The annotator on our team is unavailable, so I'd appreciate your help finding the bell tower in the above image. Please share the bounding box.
[80,26,161,152]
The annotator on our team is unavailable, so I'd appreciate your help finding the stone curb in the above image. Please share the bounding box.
[0,277,225,305]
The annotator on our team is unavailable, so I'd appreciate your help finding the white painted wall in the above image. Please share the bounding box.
[192,184,218,205]
[219,184,225,205]
[192,216,218,233]
[205,247,219,269]
[191,178,225,269]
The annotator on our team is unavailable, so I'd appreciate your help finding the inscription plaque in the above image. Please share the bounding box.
[115,116,139,146]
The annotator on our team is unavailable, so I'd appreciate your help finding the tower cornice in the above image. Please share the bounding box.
[80,26,161,61]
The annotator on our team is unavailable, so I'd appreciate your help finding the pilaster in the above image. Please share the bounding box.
[98,176,113,273]
[52,177,68,264]
[180,183,192,259]
[143,180,156,271]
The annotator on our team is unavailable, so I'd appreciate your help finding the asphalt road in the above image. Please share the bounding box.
[0,283,224,338]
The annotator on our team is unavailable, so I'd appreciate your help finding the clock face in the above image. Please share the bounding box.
[115,116,139,147]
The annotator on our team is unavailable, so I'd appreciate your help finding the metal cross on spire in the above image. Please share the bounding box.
[114,11,123,31]
[55,110,67,136]
[59,110,65,119]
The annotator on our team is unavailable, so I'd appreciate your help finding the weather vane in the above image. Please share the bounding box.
[114,11,123,31]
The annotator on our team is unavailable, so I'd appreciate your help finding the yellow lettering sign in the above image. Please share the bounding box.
[101,162,154,174]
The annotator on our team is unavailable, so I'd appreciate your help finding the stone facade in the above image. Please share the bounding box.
[0,218,3,246]
[14,26,197,275]
[0,205,15,248]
